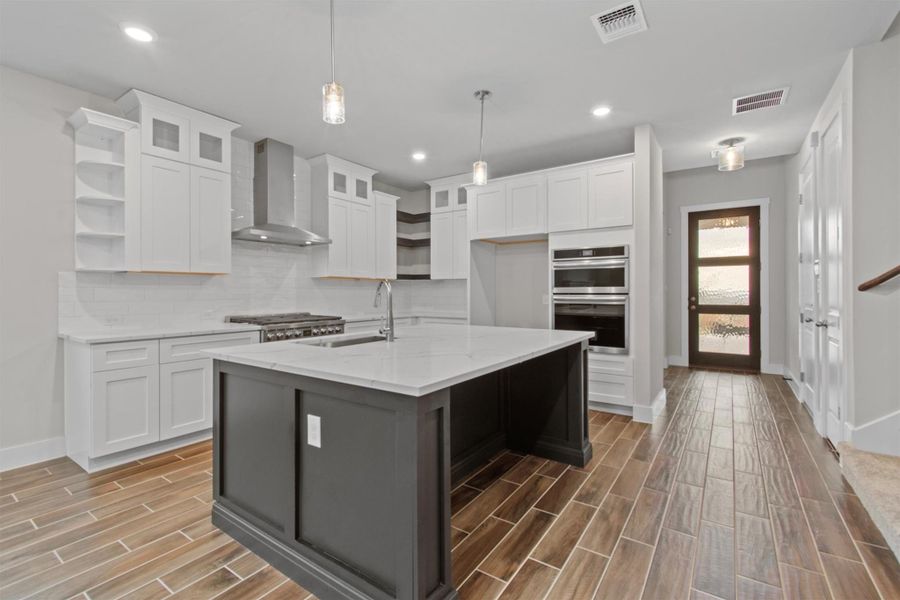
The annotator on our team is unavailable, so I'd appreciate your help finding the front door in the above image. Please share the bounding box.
[688,206,761,370]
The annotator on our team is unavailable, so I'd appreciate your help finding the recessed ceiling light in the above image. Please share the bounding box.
[120,23,156,43]
[411,151,426,162]
[592,106,612,117]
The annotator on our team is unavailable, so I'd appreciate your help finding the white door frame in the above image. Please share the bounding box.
[678,198,773,372]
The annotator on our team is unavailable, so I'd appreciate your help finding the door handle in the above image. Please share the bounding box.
[815,320,829,328]
[689,296,696,302]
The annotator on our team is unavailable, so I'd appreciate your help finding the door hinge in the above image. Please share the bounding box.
[799,371,805,383]
[799,252,803,263]
[798,193,804,205]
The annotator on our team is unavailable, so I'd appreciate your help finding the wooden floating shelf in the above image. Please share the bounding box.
[397,210,430,224]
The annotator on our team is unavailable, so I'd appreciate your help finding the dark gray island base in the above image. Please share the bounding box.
[211,341,590,600]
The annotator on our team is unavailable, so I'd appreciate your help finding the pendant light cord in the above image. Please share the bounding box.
[478,94,485,162]
[330,0,335,82]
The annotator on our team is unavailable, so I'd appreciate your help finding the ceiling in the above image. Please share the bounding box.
[1,1,897,188]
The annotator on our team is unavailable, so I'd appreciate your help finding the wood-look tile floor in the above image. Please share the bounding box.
[2,369,899,599]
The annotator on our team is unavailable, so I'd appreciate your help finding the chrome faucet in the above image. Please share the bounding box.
[374,279,395,342]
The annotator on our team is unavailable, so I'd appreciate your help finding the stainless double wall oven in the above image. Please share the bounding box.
[552,245,629,355]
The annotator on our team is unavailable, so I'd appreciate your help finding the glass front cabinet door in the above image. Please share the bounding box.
[142,107,190,163]
[190,116,232,172]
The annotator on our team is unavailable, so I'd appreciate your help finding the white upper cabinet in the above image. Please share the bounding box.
[452,209,469,279]
[587,161,633,229]
[309,154,389,279]
[547,168,588,232]
[190,166,231,273]
[548,158,633,232]
[431,183,469,213]
[349,202,375,277]
[470,183,508,239]
[506,175,547,236]
[190,115,232,173]
[143,107,190,163]
[430,211,453,280]
[374,191,398,279]
[116,90,239,274]
[141,155,191,272]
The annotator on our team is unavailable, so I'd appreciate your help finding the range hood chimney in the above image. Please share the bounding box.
[232,138,331,246]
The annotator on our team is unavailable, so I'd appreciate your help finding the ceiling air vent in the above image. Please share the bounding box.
[591,1,648,43]
[732,87,790,115]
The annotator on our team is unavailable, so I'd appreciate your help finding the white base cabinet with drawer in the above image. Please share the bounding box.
[587,354,634,412]
[64,331,258,472]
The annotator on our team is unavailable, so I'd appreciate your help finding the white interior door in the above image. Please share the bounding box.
[820,110,845,443]
[798,153,821,429]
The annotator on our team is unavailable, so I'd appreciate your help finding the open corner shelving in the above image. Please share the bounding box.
[68,108,139,272]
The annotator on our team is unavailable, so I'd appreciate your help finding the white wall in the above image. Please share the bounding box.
[1,67,466,460]
[848,35,900,428]
[663,156,790,372]
[0,66,122,453]
[633,125,666,417]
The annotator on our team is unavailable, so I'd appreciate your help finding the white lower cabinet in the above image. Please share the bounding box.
[92,365,160,456]
[587,354,634,408]
[160,359,212,440]
[65,331,258,472]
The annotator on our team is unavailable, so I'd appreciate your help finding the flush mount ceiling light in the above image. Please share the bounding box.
[592,106,612,117]
[712,137,746,172]
[322,0,345,124]
[120,23,156,42]
[473,90,491,186]
[411,151,426,162]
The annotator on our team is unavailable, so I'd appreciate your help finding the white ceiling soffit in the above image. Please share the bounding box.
[0,1,898,184]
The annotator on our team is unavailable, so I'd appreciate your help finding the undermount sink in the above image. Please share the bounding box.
[296,334,387,348]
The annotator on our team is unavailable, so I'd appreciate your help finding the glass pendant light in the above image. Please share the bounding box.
[322,0,345,124]
[473,90,491,185]
[716,137,745,171]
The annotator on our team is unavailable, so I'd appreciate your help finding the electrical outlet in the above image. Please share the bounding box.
[307,415,321,448]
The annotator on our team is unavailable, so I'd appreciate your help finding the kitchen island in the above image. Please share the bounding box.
[205,324,593,600]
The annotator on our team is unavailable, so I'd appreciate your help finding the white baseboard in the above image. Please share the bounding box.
[633,388,667,424]
[587,401,633,418]
[845,410,900,457]
[783,368,803,402]
[667,355,688,367]
[0,436,66,472]
[761,362,785,376]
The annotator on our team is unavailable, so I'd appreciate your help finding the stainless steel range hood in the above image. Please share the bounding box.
[232,138,331,246]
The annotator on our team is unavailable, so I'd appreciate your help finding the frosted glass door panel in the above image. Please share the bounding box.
[698,314,751,355]
[698,266,750,305]
[698,215,750,257]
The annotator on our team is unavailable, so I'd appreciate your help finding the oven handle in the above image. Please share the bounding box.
[552,295,628,305]
[551,258,627,270]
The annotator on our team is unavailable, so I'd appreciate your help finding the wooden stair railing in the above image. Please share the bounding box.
[858,264,900,291]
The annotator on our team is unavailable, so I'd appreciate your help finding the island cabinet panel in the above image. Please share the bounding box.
[212,362,454,600]
[450,372,505,482]
[297,391,400,593]
[217,372,294,535]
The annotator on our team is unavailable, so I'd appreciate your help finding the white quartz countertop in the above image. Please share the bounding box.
[59,323,262,344]
[204,324,593,396]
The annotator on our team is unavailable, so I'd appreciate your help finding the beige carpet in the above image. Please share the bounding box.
[840,443,900,557]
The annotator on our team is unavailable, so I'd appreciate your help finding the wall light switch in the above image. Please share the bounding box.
[307,415,321,448]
